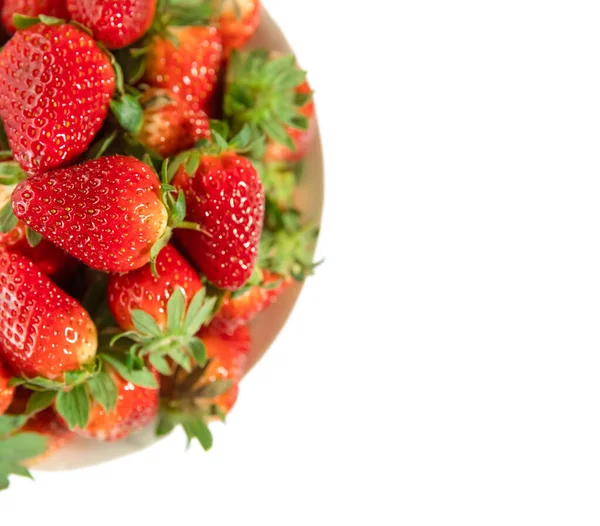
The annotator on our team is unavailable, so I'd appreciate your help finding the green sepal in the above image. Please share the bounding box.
[25,390,57,416]
[110,94,144,135]
[83,131,118,161]
[12,14,63,30]
[87,371,118,413]
[194,379,232,399]
[0,433,48,490]
[182,418,213,451]
[100,353,159,389]
[0,201,17,234]
[55,385,90,430]
[0,415,28,436]
[0,161,26,185]
[25,227,43,248]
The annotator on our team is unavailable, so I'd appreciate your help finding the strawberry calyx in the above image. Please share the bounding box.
[110,288,217,376]
[224,50,312,152]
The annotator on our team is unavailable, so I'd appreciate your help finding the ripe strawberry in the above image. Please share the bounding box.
[67,0,156,49]
[0,358,15,414]
[108,243,204,332]
[144,25,223,117]
[138,88,210,158]
[212,270,291,334]
[11,155,171,273]
[21,408,73,462]
[173,151,265,290]
[0,23,115,174]
[75,366,159,441]
[213,0,260,57]
[0,249,97,379]
[2,0,69,34]
[224,51,314,162]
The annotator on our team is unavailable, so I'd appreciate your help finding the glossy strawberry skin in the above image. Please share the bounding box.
[0,250,97,380]
[0,24,115,174]
[0,358,15,414]
[265,80,316,162]
[144,25,223,116]
[173,153,265,290]
[76,367,159,441]
[2,0,69,34]
[138,88,210,158]
[215,0,260,57]
[11,155,168,273]
[108,244,204,331]
[0,221,79,283]
[212,271,291,335]
[67,0,156,49]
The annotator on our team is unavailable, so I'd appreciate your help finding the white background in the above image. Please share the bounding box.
[4,0,600,524]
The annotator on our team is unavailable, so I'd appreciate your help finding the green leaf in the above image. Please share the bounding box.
[0,460,32,479]
[0,161,26,185]
[0,415,27,436]
[210,120,229,140]
[182,418,213,451]
[0,433,48,462]
[183,296,217,336]
[55,385,90,430]
[156,412,176,437]
[229,124,252,150]
[25,391,57,416]
[212,130,229,152]
[12,14,41,30]
[0,201,17,234]
[195,379,232,399]
[167,288,186,334]
[9,376,63,390]
[83,131,118,161]
[149,229,172,277]
[184,150,201,177]
[25,227,43,247]
[149,354,172,376]
[188,337,207,366]
[88,372,118,413]
[169,347,192,372]
[170,190,187,225]
[131,310,163,337]
[262,120,295,151]
[100,353,159,389]
[110,94,143,135]
[37,14,64,25]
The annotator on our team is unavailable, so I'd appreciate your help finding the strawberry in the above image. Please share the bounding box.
[172,140,265,290]
[74,365,159,441]
[108,243,204,332]
[0,249,97,379]
[213,0,260,57]
[224,51,315,162]
[0,359,15,414]
[212,270,291,335]
[11,155,181,273]
[2,0,69,34]
[158,324,250,448]
[137,88,210,158]
[144,25,223,117]
[0,23,115,174]
[21,408,73,462]
[66,0,156,49]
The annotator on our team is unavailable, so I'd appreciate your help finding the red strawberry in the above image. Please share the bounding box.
[108,243,204,332]
[0,249,97,379]
[21,408,73,462]
[212,270,291,334]
[138,88,210,158]
[67,0,156,49]
[144,25,223,117]
[0,23,115,174]
[213,0,260,57]
[173,152,265,290]
[2,0,69,34]
[0,221,79,282]
[0,358,15,414]
[11,155,171,273]
[75,366,159,441]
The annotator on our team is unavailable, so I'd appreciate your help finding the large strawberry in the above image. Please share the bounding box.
[137,88,210,158]
[67,0,157,49]
[212,0,260,57]
[2,0,69,34]
[0,22,115,174]
[108,243,204,331]
[10,155,195,273]
[171,133,265,290]
[0,359,15,414]
[0,249,97,379]
[144,25,223,117]
[224,51,314,162]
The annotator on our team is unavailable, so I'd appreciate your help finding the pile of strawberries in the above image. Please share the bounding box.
[0,0,318,490]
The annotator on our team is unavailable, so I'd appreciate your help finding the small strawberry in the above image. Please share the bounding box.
[212,0,260,57]
[74,365,159,441]
[137,88,210,158]
[108,243,204,332]
[11,155,196,273]
[0,359,15,414]
[2,0,69,34]
[172,131,265,290]
[224,51,315,162]
[21,407,73,462]
[0,249,97,379]
[144,25,223,117]
[158,324,250,448]
[67,0,156,49]
[0,22,115,174]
